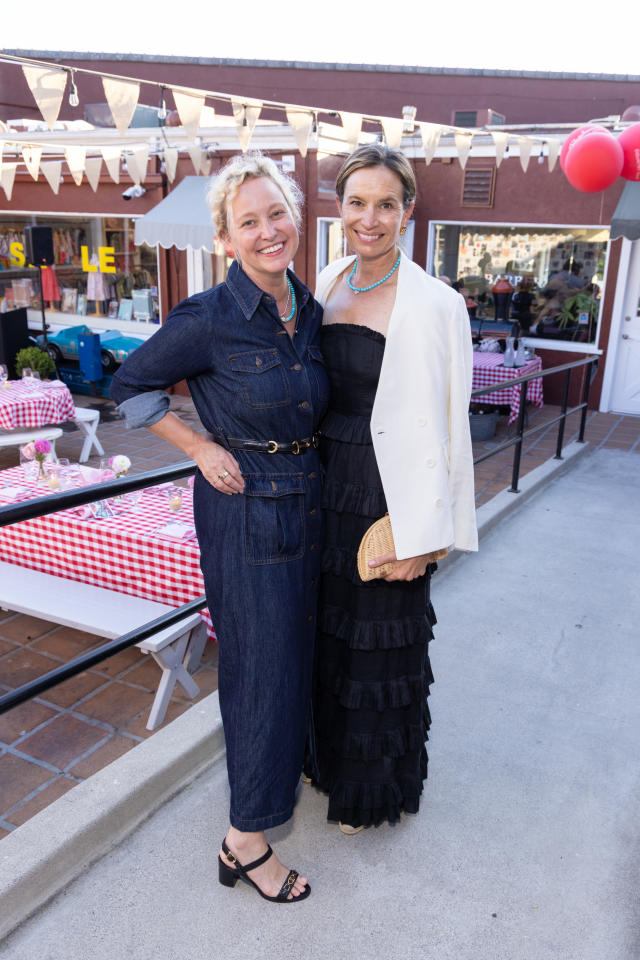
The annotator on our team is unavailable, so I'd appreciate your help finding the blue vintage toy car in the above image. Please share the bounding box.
[37,325,144,374]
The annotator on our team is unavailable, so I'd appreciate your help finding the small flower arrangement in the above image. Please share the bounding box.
[22,439,52,479]
[109,455,131,478]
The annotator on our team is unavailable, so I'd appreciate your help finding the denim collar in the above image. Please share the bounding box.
[225,260,311,321]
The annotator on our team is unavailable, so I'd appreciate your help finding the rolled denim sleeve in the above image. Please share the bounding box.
[110,300,213,428]
[115,390,170,429]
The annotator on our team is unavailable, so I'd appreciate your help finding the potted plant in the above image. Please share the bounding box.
[556,290,599,340]
[468,402,498,441]
[15,346,57,380]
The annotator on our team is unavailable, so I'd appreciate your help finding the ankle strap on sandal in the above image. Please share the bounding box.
[222,837,274,874]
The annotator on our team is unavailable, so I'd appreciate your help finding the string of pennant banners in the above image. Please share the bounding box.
[0,52,565,201]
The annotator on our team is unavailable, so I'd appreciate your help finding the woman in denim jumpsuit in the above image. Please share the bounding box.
[111,156,327,902]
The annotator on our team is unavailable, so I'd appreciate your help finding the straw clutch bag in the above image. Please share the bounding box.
[357,514,395,582]
[357,514,451,582]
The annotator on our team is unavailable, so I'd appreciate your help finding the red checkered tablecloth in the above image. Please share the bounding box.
[0,380,76,430]
[0,466,215,640]
[472,353,544,424]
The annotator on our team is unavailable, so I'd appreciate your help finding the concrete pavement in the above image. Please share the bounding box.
[1,447,639,960]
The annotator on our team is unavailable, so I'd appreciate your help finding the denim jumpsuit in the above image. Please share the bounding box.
[110,262,328,831]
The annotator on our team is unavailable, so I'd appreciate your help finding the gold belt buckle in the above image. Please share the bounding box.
[267,440,278,453]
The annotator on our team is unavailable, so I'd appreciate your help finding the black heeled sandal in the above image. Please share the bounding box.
[218,838,311,903]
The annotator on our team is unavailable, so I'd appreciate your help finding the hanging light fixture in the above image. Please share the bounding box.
[68,70,79,108]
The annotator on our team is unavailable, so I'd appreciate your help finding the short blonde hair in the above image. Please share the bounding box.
[207,153,304,236]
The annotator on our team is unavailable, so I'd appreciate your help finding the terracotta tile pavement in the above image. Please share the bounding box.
[1,391,637,834]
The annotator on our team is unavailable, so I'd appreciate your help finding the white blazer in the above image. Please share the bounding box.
[315,253,478,560]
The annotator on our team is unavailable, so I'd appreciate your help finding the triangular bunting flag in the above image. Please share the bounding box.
[381,117,404,150]
[163,147,178,183]
[547,139,561,172]
[0,163,17,201]
[188,145,202,175]
[286,109,314,158]
[22,146,42,181]
[491,131,509,168]
[200,154,212,177]
[231,99,262,152]
[65,146,86,186]
[172,89,206,140]
[102,77,140,137]
[340,112,362,153]
[419,122,444,164]
[454,132,473,169]
[125,145,149,185]
[518,137,533,172]
[41,160,62,194]
[22,65,67,131]
[101,146,121,184]
[85,157,102,192]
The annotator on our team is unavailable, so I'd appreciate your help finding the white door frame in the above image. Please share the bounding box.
[186,246,205,296]
[599,238,637,412]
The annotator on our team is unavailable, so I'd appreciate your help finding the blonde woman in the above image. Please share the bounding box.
[112,154,328,902]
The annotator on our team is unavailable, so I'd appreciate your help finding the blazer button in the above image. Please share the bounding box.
[434,497,444,508]
[426,458,436,468]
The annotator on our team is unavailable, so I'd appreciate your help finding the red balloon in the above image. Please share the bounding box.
[618,123,640,181]
[560,125,599,171]
[563,130,623,193]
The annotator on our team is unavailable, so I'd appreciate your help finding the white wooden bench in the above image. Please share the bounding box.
[73,407,104,462]
[0,561,208,730]
[0,427,63,458]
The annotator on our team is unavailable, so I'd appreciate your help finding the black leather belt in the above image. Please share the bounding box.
[225,434,320,455]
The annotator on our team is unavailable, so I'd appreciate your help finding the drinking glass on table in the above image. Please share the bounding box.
[0,364,8,388]
[21,367,32,382]
[164,486,183,514]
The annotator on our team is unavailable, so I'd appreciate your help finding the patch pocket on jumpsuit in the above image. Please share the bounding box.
[228,349,290,408]
[244,474,306,565]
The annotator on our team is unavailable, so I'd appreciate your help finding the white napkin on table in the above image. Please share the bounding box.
[154,522,196,542]
[0,485,29,502]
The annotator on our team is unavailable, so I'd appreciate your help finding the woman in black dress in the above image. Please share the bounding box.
[307,145,477,832]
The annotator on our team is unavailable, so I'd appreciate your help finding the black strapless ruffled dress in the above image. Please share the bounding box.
[309,323,437,828]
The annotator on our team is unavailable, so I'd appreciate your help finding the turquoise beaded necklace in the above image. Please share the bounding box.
[279,276,296,323]
[346,249,401,294]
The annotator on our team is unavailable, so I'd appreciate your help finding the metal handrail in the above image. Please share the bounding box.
[470,352,598,491]
[0,353,598,715]
[0,460,200,716]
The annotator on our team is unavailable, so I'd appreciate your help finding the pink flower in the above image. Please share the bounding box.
[21,443,36,460]
[187,476,195,489]
[34,439,51,455]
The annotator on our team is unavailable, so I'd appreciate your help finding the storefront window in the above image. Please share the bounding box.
[0,214,159,325]
[431,223,609,344]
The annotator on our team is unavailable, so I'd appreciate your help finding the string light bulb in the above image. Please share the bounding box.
[68,71,79,108]
[158,87,167,122]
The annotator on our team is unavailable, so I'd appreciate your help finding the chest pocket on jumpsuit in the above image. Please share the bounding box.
[307,345,329,403]
[244,474,306,565]
[228,349,290,408]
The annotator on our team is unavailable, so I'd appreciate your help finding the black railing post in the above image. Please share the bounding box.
[554,368,572,459]
[509,379,528,493]
[578,358,596,443]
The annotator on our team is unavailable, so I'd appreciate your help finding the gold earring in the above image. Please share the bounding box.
[400,226,407,236]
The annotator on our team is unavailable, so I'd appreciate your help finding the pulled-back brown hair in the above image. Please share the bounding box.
[335,144,417,209]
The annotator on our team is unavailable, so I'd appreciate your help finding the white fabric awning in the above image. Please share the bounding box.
[134,176,215,252]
